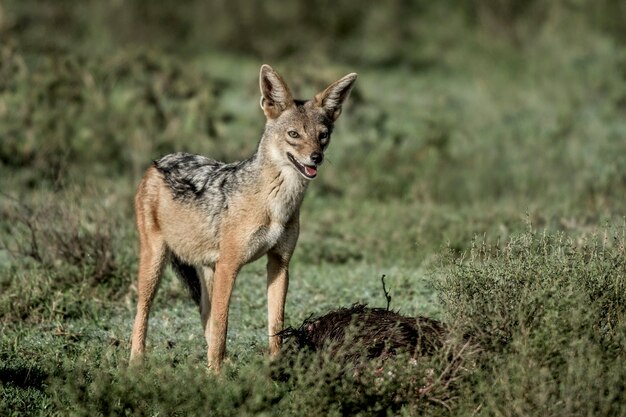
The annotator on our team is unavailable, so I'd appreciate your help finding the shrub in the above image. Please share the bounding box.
[435,228,626,416]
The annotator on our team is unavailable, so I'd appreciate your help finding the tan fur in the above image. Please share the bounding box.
[130,65,356,372]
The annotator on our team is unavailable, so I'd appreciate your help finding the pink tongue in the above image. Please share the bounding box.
[304,165,317,177]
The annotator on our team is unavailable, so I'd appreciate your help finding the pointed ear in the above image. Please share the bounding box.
[315,73,357,121]
[259,64,294,119]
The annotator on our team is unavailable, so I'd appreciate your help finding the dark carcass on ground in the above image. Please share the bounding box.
[277,303,448,366]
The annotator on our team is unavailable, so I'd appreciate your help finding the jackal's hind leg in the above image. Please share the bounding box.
[130,234,167,364]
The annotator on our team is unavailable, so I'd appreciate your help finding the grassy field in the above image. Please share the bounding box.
[1,1,626,416]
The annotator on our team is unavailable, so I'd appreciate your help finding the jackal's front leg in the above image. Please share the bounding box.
[206,261,239,372]
[200,265,214,343]
[266,253,289,357]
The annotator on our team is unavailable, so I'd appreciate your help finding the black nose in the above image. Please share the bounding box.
[311,152,323,165]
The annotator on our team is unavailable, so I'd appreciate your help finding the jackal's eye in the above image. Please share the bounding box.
[287,130,300,139]
[319,131,328,140]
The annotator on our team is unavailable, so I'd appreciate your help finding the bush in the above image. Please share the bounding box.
[435,228,626,416]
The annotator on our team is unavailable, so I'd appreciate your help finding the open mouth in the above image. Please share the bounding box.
[287,152,318,179]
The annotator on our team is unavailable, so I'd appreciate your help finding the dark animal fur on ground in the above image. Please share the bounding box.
[277,303,447,365]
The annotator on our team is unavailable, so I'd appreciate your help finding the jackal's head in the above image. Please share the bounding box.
[258,65,357,180]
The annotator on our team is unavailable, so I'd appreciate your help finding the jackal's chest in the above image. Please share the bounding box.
[228,174,304,264]
[244,221,286,263]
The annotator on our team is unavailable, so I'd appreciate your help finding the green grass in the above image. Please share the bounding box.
[2,1,626,415]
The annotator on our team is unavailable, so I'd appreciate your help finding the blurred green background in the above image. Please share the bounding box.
[2,0,625,255]
[1,1,625,415]
[2,0,625,212]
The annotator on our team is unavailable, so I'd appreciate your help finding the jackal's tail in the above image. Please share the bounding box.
[170,254,201,306]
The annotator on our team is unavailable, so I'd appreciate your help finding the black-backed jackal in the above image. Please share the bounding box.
[130,65,357,371]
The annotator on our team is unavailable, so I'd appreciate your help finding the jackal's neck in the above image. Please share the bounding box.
[249,135,309,217]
